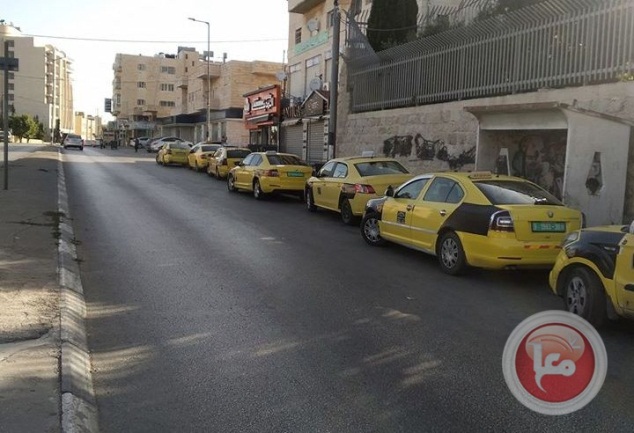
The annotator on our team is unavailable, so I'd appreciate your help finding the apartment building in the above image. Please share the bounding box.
[0,21,74,139]
[112,48,283,144]
[73,112,102,141]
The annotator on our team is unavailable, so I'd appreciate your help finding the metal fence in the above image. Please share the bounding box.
[347,0,634,113]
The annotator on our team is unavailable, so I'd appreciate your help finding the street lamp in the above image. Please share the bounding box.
[188,17,211,142]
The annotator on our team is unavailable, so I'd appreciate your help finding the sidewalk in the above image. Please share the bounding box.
[0,146,97,433]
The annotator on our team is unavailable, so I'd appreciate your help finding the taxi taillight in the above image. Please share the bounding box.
[263,169,279,177]
[490,210,514,232]
[354,184,376,194]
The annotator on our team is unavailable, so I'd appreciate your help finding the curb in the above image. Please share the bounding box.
[57,149,100,433]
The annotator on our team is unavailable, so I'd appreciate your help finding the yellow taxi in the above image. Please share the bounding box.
[207,147,252,179]
[156,141,191,167]
[305,156,414,225]
[187,143,222,171]
[549,223,634,326]
[360,171,583,275]
[227,151,313,200]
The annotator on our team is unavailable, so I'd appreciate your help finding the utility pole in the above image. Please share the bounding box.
[328,0,341,160]
[2,40,19,190]
[188,17,211,142]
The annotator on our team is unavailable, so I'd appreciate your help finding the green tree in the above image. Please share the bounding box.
[367,0,419,52]
[9,114,37,143]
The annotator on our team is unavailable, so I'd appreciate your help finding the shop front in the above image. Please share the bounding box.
[243,85,281,152]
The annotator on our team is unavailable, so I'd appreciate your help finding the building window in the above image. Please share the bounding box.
[7,94,14,101]
[294,28,302,44]
[8,72,14,79]
[137,99,145,105]
[327,10,335,28]
[160,101,176,107]
[192,61,195,66]
[289,63,301,73]
[138,64,146,71]
[161,66,176,74]
[306,55,321,68]
[161,84,175,91]
[185,67,188,73]
[137,82,146,88]
[8,83,14,90]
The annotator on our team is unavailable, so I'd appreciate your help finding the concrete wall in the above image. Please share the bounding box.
[338,67,634,223]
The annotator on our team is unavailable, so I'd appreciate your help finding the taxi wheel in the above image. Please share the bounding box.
[563,267,606,326]
[306,188,317,212]
[253,180,265,200]
[438,231,467,276]
[340,199,357,225]
[361,213,385,246]
[227,174,237,192]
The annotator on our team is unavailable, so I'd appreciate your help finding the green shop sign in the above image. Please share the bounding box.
[294,31,329,55]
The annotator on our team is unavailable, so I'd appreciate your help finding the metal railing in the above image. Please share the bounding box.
[347,0,634,113]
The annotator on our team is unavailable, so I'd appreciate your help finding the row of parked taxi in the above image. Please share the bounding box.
[152,142,634,327]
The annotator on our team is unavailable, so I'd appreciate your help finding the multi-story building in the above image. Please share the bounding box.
[0,21,74,139]
[112,47,283,144]
[282,0,483,164]
[73,112,102,141]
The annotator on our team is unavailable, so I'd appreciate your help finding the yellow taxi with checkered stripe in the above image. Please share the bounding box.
[226,151,313,200]
[360,171,583,275]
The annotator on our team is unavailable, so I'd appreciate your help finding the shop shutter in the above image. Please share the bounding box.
[281,125,304,159]
[307,121,326,164]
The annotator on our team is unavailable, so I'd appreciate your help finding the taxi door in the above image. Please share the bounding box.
[234,154,256,189]
[311,161,336,210]
[323,163,349,210]
[614,232,634,313]
[409,177,464,251]
[380,177,431,245]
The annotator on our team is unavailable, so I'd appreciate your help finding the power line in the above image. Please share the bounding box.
[24,34,287,44]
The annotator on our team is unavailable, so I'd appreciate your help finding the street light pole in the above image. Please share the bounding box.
[188,17,211,142]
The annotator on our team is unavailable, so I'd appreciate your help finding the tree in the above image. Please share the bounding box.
[367,0,419,52]
[9,114,37,143]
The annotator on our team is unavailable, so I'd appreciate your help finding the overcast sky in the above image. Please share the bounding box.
[3,0,289,121]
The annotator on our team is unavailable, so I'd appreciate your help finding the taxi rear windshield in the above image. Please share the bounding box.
[474,180,562,205]
[227,149,251,158]
[354,161,409,176]
[171,142,190,150]
[201,145,220,152]
[266,155,306,165]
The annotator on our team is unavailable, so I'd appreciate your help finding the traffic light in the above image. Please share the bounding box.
[104,98,112,113]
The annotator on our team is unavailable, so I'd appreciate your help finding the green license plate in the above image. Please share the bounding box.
[531,221,566,233]
[287,172,304,177]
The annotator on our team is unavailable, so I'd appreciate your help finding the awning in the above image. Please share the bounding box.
[245,114,271,124]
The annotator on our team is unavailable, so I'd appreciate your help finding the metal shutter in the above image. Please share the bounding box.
[281,124,304,159]
[307,121,326,164]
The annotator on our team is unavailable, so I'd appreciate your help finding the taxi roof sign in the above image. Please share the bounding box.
[467,171,493,179]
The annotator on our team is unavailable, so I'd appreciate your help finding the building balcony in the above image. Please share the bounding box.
[288,0,324,14]
[177,77,189,89]
[195,62,222,80]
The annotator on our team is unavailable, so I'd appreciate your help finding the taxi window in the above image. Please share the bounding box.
[332,163,348,178]
[172,142,190,150]
[250,155,263,166]
[423,177,458,203]
[474,180,562,205]
[201,145,220,152]
[227,149,251,158]
[396,178,429,199]
[446,184,465,204]
[319,161,336,177]
[267,154,305,165]
[242,154,255,166]
[354,160,409,176]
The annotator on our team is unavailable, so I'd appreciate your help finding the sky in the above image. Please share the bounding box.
[3,0,290,122]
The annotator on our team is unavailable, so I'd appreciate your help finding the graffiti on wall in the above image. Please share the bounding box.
[510,134,566,200]
[383,133,476,170]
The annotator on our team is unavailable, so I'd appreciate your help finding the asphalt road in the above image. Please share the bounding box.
[63,146,634,433]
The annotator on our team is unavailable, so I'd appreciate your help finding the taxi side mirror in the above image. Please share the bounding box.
[385,186,394,197]
[629,220,634,234]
